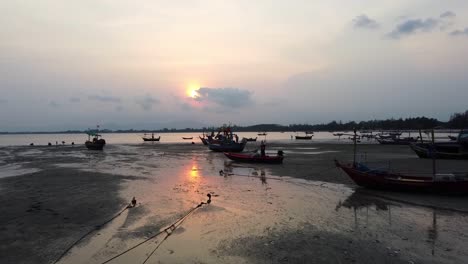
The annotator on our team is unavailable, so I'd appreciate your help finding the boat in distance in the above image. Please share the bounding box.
[182,137,193,140]
[208,141,246,152]
[295,135,313,140]
[85,131,106,150]
[142,133,160,141]
[224,151,283,164]
[335,160,468,194]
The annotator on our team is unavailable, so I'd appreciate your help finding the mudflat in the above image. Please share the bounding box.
[1,142,468,264]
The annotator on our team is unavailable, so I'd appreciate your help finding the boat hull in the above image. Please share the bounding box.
[295,136,312,140]
[142,137,160,142]
[85,139,106,150]
[224,152,283,164]
[409,143,468,160]
[335,160,468,194]
[208,142,246,152]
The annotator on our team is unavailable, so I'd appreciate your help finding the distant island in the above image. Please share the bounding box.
[1,110,467,134]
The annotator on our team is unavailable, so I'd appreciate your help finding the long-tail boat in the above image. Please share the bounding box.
[142,133,160,142]
[224,151,283,164]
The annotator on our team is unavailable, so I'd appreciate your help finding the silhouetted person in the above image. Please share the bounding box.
[207,193,212,204]
[131,197,137,207]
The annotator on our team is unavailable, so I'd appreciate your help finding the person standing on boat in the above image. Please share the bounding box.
[260,140,266,157]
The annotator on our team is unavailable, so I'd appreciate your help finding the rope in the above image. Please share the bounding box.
[100,195,211,264]
[52,199,137,264]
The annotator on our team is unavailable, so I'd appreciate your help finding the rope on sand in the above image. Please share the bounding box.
[100,194,212,264]
[52,197,138,264]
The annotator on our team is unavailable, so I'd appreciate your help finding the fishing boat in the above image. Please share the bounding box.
[243,137,257,142]
[182,137,193,140]
[142,133,160,142]
[85,129,106,150]
[376,137,418,145]
[208,140,247,152]
[409,130,468,159]
[257,132,267,136]
[199,136,208,145]
[295,135,313,140]
[335,160,468,194]
[224,151,284,164]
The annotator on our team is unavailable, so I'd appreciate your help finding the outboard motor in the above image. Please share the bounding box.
[277,150,284,156]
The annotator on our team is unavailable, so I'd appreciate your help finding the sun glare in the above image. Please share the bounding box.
[186,83,199,98]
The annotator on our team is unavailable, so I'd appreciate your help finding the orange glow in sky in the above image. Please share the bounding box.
[186,83,200,98]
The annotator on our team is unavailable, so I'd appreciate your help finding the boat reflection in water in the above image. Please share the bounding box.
[335,189,466,258]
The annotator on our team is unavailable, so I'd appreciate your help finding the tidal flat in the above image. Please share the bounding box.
[1,142,468,264]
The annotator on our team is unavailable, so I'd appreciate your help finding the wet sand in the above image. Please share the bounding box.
[1,142,468,264]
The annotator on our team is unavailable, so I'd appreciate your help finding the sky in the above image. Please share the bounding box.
[1,0,468,131]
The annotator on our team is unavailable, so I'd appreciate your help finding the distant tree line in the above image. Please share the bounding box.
[1,110,467,134]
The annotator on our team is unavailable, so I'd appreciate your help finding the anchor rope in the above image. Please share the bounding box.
[100,195,211,264]
[52,199,137,264]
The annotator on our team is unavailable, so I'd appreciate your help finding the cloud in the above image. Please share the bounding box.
[194,87,254,108]
[69,97,80,103]
[135,95,159,111]
[440,11,456,18]
[48,100,60,108]
[352,15,379,29]
[0,99,7,104]
[388,18,438,38]
[88,95,121,103]
[450,28,468,36]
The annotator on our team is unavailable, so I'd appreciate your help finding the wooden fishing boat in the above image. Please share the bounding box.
[224,151,284,164]
[244,137,257,142]
[182,137,193,140]
[142,133,160,142]
[85,130,106,150]
[295,135,313,140]
[257,132,267,136]
[335,160,468,194]
[409,143,468,159]
[199,136,208,145]
[376,137,418,145]
[208,141,246,152]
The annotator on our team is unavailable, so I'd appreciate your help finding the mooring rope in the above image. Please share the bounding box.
[52,198,137,264]
[100,194,212,264]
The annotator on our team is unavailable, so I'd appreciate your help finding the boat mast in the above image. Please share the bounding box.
[353,128,357,168]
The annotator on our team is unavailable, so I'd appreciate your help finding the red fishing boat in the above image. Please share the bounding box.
[224,151,284,164]
[335,160,468,194]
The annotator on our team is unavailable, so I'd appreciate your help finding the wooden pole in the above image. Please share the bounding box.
[431,130,436,178]
[419,129,424,143]
[353,128,357,167]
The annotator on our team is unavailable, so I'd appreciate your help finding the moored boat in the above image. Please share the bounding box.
[243,137,257,142]
[85,129,106,150]
[335,160,468,194]
[409,130,468,159]
[224,151,284,164]
[295,135,313,140]
[182,137,193,140]
[142,133,160,142]
[376,137,418,145]
[208,140,247,152]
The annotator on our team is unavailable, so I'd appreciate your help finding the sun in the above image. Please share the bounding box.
[186,83,200,98]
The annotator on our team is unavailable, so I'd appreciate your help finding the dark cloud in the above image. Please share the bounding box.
[388,18,438,38]
[88,95,121,103]
[440,11,456,18]
[194,87,253,108]
[450,28,468,36]
[135,95,159,111]
[48,101,60,108]
[69,97,80,103]
[352,15,379,29]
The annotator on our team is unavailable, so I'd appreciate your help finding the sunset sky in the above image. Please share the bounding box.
[1,1,468,131]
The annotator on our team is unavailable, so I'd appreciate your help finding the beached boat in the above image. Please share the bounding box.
[376,137,418,145]
[257,132,267,136]
[409,130,468,159]
[295,135,313,140]
[199,136,208,145]
[335,160,468,194]
[182,137,193,140]
[224,151,284,164]
[243,137,257,142]
[208,141,246,152]
[85,130,106,150]
[142,133,160,142]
